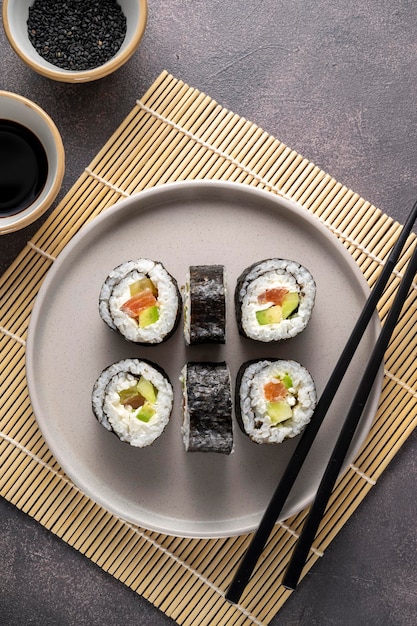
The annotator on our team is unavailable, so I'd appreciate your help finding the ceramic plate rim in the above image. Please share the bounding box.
[26,180,382,538]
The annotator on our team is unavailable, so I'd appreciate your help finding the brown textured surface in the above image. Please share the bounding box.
[1,3,417,626]
[1,71,416,626]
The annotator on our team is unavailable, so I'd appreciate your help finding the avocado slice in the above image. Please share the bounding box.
[135,403,155,423]
[267,401,292,424]
[281,292,299,319]
[137,376,157,404]
[256,305,283,325]
[139,305,159,327]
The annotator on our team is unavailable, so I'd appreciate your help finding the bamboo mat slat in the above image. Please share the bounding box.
[1,71,416,626]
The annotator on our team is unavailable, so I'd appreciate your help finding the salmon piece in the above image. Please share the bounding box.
[118,386,146,409]
[121,393,145,410]
[121,289,158,317]
[264,380,288,402]
[258,288,288,306]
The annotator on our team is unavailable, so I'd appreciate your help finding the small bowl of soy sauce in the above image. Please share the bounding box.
[2,0,148,83]
[0,91,65,234]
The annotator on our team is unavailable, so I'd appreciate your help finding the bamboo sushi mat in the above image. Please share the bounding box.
[1,71,416,626]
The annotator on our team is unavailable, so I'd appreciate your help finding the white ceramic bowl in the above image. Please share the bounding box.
[2,0,148,83]
[0,91,65,234]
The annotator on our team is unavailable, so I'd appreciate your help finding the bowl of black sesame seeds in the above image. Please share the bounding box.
[2,0,148,83]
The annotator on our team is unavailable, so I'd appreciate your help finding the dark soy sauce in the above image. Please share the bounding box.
[0,119,48,217]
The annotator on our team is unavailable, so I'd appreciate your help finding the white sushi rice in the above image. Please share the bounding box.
[182,272,191,346]
[237,258,316,342]
[179,365,190,449]
[92,359,173,447]
[238,359,317,444]
[99,259,179,343]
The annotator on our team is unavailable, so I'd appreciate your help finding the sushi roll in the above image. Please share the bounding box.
[92,358,173,447]
[235,359,317,444]
[235,258,316,342]
[180,362,233,454]
[99,259,181,344]
[183,265,226,345]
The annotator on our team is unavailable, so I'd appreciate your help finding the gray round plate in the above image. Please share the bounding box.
[26,180,382,538]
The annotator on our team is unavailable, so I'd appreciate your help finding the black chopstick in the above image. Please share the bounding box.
[225,200,417,604]
[283,237,417,589]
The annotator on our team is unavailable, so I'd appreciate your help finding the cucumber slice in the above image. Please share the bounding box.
[135,403,155,423]
[267,401,292,424]
[129,277,157,296]
[281,373,293,389]
[137,376,157,404]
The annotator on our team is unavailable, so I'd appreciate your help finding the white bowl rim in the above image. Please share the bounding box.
[0,90,65,234]
[2,0,148,83]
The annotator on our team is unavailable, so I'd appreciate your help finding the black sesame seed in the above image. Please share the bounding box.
[27,0,127,71]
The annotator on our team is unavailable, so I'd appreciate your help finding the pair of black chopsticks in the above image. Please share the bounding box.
[226,200,417,603]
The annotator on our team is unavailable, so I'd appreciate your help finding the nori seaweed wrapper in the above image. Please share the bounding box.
[98,259,181,345]
[186,265,226,344]
[181,362,233,454]
[91,358,173,447]
[235,358,317,444]
[234,258,316,341]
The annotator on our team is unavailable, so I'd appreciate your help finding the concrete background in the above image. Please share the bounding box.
[1,1,416,624]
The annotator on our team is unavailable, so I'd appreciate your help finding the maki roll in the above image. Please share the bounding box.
[92,358,173,447]
[180,362,233,454]
[235,359,317,444]
[235,258,316,342]
[99,259,181,344]
[183,265,226,345]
